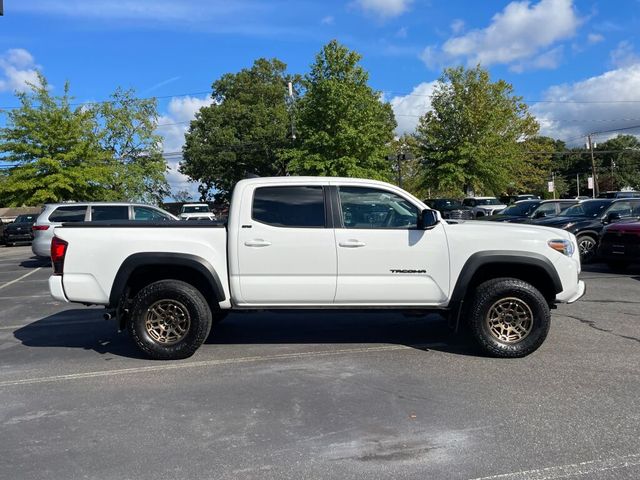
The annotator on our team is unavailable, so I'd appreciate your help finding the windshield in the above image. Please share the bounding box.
[434,199,463,209]
[476,198,502,206]
[564,201,611,218]
[13,214,37,223]
[501,201,540,216]
[182,205,210,213]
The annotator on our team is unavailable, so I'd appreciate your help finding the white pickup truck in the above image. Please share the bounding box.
[49,177,585,360]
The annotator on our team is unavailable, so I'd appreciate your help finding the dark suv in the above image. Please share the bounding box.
[423,198,474,220]
[2,214,38,246]
[480,199,542,222]
[533,198,640,262]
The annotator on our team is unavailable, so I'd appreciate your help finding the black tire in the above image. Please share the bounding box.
[577,234,597,264]
[606,261,628,273]
[128,279,212,360]
[467,277,551,358]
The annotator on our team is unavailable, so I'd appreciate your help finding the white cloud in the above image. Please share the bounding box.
[422,0,580,71]
[510,46,564,73]
[389,81,437,134]
[532,63,640,144]
[610,41,640,68]
[587,33,604,44]
[450,19,465,34]
[354,0,413,18]
[0,48,41,93]
[320,15,334,25]
[156,95,214,196]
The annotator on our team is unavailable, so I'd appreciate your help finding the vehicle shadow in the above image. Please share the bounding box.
[581,262,640,276]
[13,309,477,359]
[20,256,50,269]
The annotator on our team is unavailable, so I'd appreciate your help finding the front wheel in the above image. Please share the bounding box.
[577,235,597,263]
[128,280,213,360]
[467,278,551,358]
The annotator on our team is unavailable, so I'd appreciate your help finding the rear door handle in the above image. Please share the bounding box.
[339,240,366,248]
[244,239,272,247]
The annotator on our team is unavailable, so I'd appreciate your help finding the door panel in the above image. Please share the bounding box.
[237,185,337,304]
[334,186,449,305]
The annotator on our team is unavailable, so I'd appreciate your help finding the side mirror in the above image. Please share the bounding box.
[604,212,622,224]
[419,209,439,230]
[533,211,546,219]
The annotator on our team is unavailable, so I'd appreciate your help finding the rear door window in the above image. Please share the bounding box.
[133,206,172,221]
[252,186,325,228]
[48,206,88,223]
[91,205,129,221]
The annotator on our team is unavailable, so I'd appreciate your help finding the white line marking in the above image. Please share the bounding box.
[468,453,640,480]
[0,344,425,388]
[0,267,42,290]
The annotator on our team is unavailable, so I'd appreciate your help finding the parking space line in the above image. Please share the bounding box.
[468,452,640,480]
[0,344,432,388]
[0,267,42,290]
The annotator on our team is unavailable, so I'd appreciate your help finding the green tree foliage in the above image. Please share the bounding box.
[287,40,396,180]
[0,74,168,206]
[181,58,297,201]
[415,65,539,196]
[593,135,640,191]
[515,136,565,196]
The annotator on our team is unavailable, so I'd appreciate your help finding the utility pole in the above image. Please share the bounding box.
[576,173,580,197]
[552,171,556,199]
[397,152,405,189]
[587,134,598,197]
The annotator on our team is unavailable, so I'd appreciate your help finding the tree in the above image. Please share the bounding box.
[514,136,565,196]
[98,88,169,204]
[0,74,169,206]
[287,40,396,180]
[594,135,640,191]
[415,65,539,196]
[181,58,298,201]
[172,189,192,203]
[0,74,111,205]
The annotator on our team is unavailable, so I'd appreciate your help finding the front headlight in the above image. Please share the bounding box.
[548,239,575,257]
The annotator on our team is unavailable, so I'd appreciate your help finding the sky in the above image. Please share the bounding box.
[1,0,640,198]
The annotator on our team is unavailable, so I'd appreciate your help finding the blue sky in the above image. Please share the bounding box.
[1,0,640,196]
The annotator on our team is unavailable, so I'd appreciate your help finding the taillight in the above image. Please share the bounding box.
[32,225,49,231]
[51,237,68,275]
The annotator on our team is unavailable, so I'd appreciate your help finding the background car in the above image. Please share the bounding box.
[179,203,216,220]
[598,219,640,272]
[480,199,542,222]
[423,198,474,220]
[2,214,37,246]
[32,203,177,257]
[597,191,640,199]
[462,197,508,217]
[501,194,541,204]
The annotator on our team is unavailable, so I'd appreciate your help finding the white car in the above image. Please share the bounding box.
[463,197,508,217]
[179,203,215,221]
[48,177,585,360]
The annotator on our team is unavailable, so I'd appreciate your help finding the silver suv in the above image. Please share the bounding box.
[462,197,508,218]
[32,203,177,257]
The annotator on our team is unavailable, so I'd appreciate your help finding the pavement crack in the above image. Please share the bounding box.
[560,314,640,344]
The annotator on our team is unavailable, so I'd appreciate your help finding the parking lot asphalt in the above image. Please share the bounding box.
[0,245,638,480]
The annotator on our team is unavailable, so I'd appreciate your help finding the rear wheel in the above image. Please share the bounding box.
[467,278,551,358]
[577,234,597,263]
[128,280,212,360]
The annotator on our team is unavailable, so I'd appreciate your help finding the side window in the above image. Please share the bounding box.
[558,203,574,214]
[48,206,87,223]
[338,186,419,229]
[133,206,171,221]
[91,205,129,221]
[607,201,633,217]
[535,202,558,216]
[252,186,325,228]
[462,199,472,207]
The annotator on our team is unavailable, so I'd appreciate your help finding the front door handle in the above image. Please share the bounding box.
[339,239,366,248]
[244,239,272,247]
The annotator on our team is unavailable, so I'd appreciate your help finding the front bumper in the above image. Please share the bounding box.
[49,275,68,303]
[557,280,586,304]
[4,233,33,243]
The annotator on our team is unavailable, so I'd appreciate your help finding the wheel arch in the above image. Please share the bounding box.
[109,253,226,312]
[449,251,562,331]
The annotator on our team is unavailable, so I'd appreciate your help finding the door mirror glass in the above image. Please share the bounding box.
[605,212,622,223]
[533,210,546,219]
[419,209,439,229]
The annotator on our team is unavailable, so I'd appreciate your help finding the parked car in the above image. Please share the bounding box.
[534,198,640,262]
[479,199,542,223]
[423,198,474,220]
[597,191,640,199]
[501,194,540,205]
[485,199,578,224]
[462,197,508,217]
[0,219,5,245]
[180,203,216,221]
[2,214,38,246]
[598,220,640,272]
[48,176,584,360]
[32,203,177,257]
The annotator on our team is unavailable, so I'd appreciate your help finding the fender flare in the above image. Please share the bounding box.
[109,252,226,307]
[448,251,563,331]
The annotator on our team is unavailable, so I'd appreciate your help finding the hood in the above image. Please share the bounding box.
[446,217,573,239]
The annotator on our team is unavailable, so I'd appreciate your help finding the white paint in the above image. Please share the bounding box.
[0,267,41,291]
[468,452,640,480]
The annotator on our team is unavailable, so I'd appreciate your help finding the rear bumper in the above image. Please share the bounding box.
[49,275,68,303]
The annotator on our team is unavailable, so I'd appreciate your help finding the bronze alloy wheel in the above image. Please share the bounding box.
[144,299,191,345]
[485,297,534,344]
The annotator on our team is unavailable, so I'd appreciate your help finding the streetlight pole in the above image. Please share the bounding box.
[588,134,598,198]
